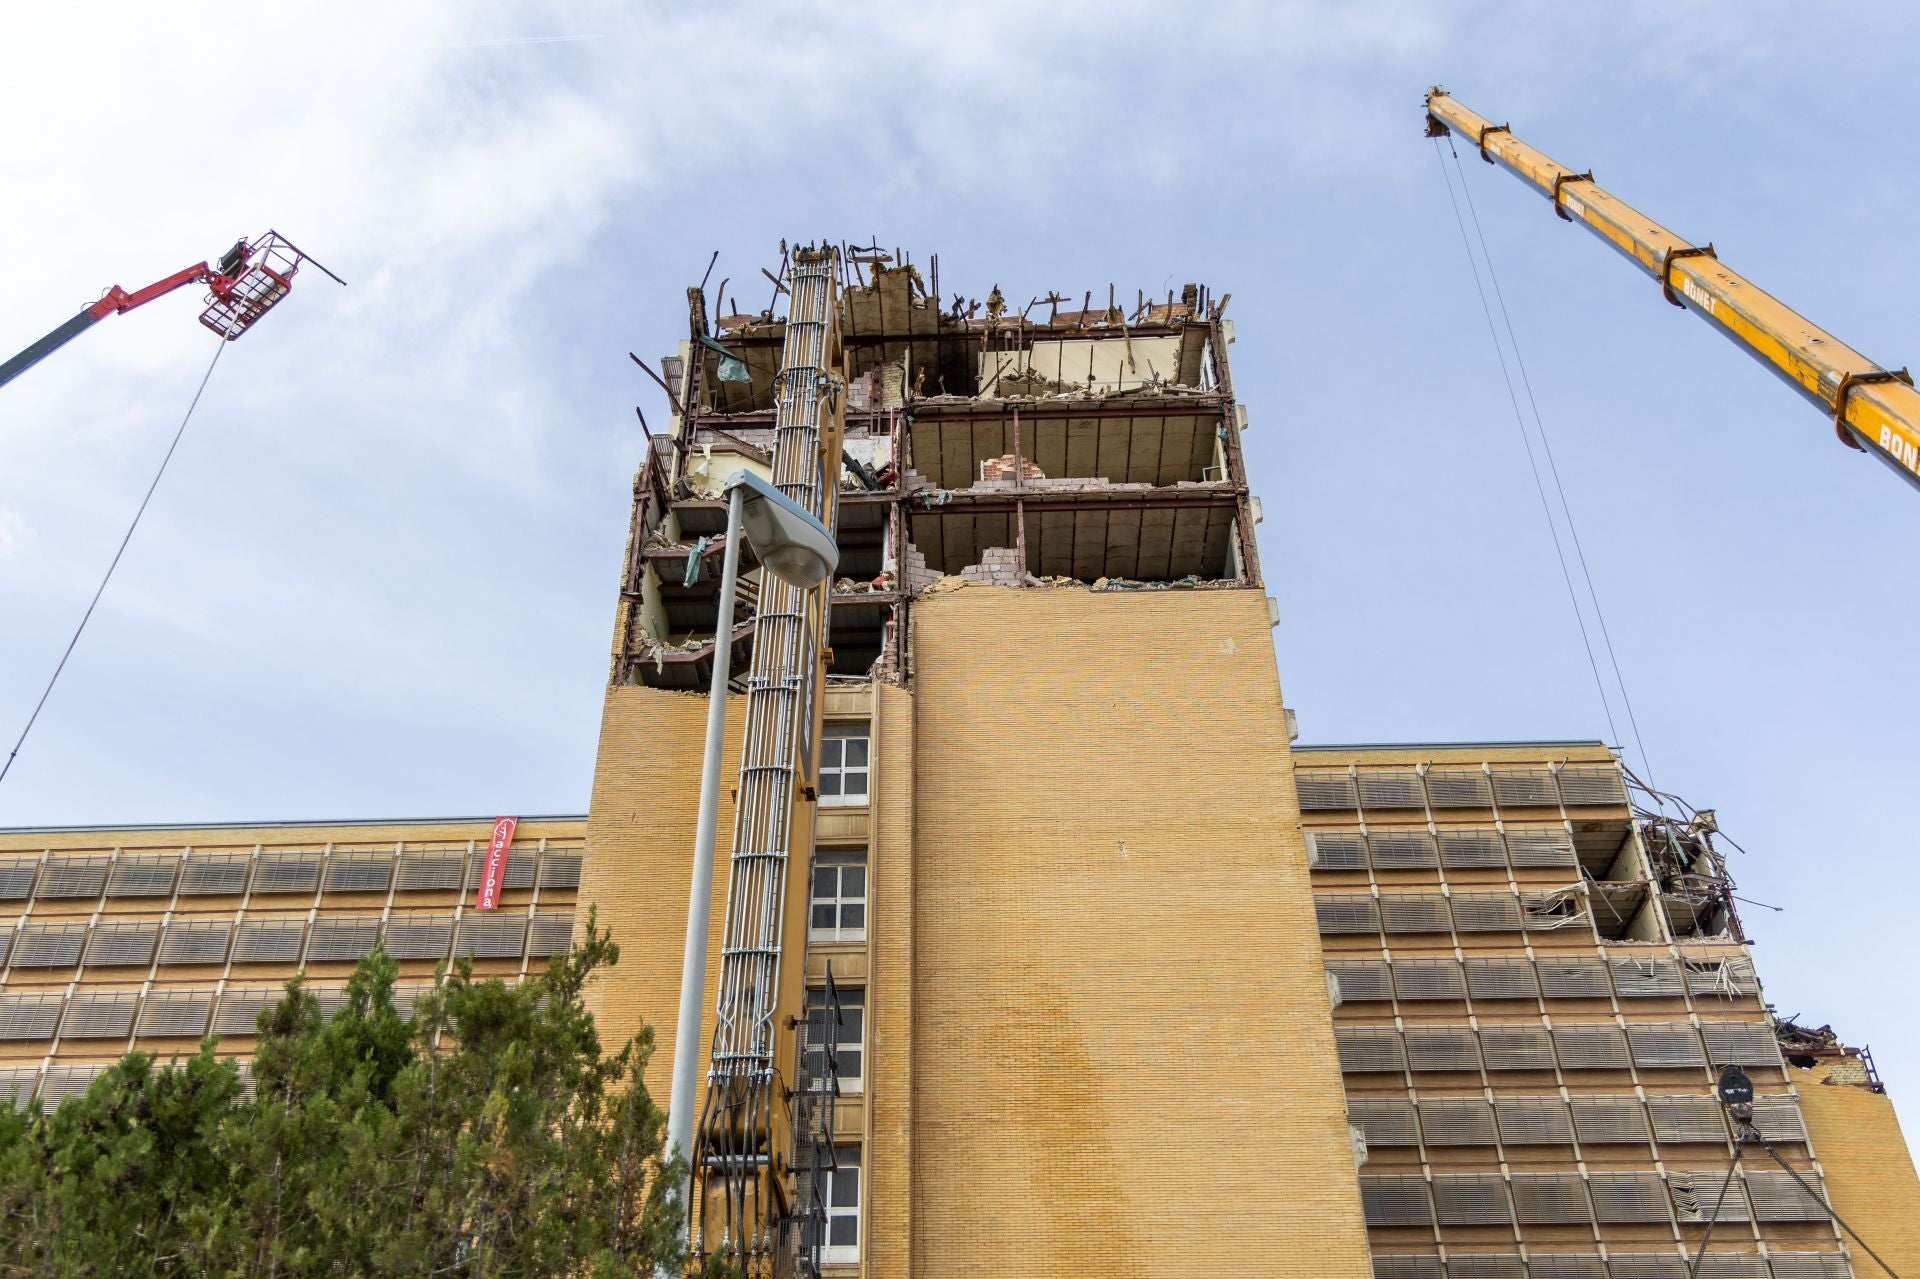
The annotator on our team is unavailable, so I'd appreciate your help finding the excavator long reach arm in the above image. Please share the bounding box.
[1425,88,1920,493]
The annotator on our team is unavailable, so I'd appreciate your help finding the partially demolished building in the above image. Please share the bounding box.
[616,263,1249,690]
[1,246,1917,1279]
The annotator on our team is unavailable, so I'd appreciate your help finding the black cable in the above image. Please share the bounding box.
[1686,1128,1748,1279]
[0,338,227,790]
[1448,143,1660,792]
[1432,138,1624,752]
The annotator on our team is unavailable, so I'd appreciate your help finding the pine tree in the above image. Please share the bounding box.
[0,911,710,1278]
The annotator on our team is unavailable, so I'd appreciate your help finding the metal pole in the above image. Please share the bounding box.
[667,482,745,1190]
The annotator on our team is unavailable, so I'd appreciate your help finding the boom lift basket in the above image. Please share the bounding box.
[199,233,305,340]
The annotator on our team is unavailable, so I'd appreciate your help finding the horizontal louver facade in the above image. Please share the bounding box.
[1303,749,1839,1279]
[0,820,583,1108]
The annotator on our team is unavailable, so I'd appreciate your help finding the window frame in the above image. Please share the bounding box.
[817,724,870,808]
[822,1145,861,1264]
[802,985,865,1095]
[809,849,868,943]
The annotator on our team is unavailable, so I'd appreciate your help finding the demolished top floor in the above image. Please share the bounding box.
[613,247,1262,690]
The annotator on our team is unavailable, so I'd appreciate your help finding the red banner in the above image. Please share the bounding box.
[475,816,518,911]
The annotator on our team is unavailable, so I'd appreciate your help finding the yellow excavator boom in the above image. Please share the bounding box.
[1424,88,1920,492]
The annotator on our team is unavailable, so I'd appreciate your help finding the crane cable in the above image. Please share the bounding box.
[1432,136,1657,788]
[1430,138,1621,756]
[0,338,227,790]
[1445,139,1657,791]
[1433,143,1908,1278]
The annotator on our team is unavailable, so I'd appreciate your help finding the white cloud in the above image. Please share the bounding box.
[0,1,1828,818]
[0,509,25,559]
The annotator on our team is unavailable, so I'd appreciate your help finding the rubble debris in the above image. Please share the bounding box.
[716,309,777,333]
[1090,573,1208,591]
[1777,1019,1843,1054]
[832,571,895,595]
[958,546,1038,587]
[918,575,972,597]
[978,454,1046,484]
[634,630,715,674]
[842,450,882,491]
[1775,1017,1886,1091]
[919,374,1217,407]
[996,367,1084,397]
[1138,283,1200,326]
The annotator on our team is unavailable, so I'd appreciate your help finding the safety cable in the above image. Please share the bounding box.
[0,338,227,790]
[1431,137,1624,755]
[1684,1127,1747,1279]
[1685,1121,1907,1279]
[1446,139,1658,791]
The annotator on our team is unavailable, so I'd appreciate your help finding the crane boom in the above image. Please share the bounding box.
[1424,88,1920,492]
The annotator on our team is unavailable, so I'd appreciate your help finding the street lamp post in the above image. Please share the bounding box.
[665,469,837,1220]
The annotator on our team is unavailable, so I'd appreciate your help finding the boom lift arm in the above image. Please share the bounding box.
[1424,89,1920,493]
[0,231,337,391]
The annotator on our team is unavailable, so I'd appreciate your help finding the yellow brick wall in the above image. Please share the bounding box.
[905,584,1374,1278]
[1796,1065,1920,1279]
[866,681,914,1279]
[580,686,742,1114]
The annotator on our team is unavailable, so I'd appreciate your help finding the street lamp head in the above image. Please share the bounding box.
[723,470,839,588]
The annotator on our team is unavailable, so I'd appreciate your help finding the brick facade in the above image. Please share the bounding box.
[578,686,744,1103]
[901,583,1374,1278]
[1795,1064,1920,1279]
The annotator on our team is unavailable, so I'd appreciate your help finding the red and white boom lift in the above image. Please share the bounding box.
[0,231,339,390]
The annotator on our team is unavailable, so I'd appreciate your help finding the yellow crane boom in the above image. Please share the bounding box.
[1424,88,1920,492]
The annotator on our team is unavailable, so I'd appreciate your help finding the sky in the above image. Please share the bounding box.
[1,3,1917,1128]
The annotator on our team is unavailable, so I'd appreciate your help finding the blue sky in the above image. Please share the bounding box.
[2,3,1917,1123]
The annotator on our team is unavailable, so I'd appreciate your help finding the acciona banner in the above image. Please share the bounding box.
[475,816,519,911]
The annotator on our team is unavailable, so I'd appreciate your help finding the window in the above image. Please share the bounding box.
[803,986,864,1093]
[819,725,869,807]
[810,851,867,941]
[823,1145,860,1264]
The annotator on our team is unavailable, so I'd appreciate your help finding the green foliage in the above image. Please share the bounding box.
[0,910,705,1278]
